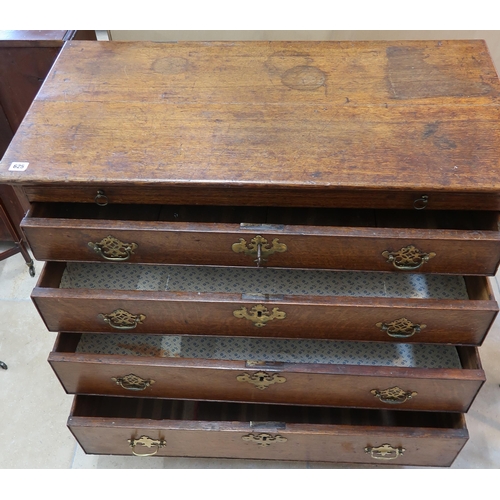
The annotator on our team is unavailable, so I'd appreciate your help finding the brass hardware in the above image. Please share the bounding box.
[413,194,428,210]
[112,374,155,391]
[128,435,166,457]
[250,421,286,430]
[371,386,417,404]
[95,190,109,206]
[88,235,138,261]
[376,317,426,338]
[237,371,286,390]
[233,304,286,327]
[365,444,405,460]
[246,360,285,368]
[242,433,288,447]
[382,245,436,270]
[99,309,146,330]
[242,293,284,301]
[232,235,287,267]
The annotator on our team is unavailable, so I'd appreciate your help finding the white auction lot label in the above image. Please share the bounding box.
[8,162,29,171]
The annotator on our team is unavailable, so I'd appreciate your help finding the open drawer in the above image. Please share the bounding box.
[50,332,485,412]
[32,262,498,345]
[21,203,500,275]
[68,395,468,466]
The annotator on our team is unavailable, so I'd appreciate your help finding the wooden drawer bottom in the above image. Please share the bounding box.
[68,396,468,467]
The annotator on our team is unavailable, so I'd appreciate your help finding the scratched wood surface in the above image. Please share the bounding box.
[1,40,500,199]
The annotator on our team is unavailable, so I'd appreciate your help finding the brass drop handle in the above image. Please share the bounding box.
[99,309,146,330]
[371,386,417,404]
[112,374,155,391]
[413,194,428,210]
[233,304,286,327]
[94,190,109,206]
[232,235,287,267]
[376,318,426,338]
[242,433,288,447]
[382,245,436,271]
[237,371,286,390]
[128,436,166,457]
[365,444,405,460]
[88,235,138,261]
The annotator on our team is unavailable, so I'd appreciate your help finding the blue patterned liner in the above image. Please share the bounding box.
[76,334,461,369]
[61,263,469,299]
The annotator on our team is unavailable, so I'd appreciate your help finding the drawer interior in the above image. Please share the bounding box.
[70,332,463,369]
[58,262,472,300]
[71,395,466,429]
[30,203,499,231]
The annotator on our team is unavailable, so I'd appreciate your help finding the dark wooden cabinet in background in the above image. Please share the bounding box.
[0,31,96,273]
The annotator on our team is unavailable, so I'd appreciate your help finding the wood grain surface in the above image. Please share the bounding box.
[32,262,498,345]
[49,333,485,412]
[68,395,469,466]
[1,40,500,208]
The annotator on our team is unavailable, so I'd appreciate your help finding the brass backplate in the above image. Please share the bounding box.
[237,371,286,390]
[242,433,288,447]
[112,374,155,391]
[88,235,138,261]
[232,235,287,266]
[382,245,436,270]
[233,304,286,327]
[371,386,417,404]
[376,317,426,338]
[99,309,146,330]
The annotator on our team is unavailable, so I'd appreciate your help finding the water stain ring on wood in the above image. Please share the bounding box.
[281,65,326,90]
[151,56,189,74]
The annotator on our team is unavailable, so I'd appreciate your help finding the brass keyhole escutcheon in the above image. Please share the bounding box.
[237,371,287,390]
[382,245,436,271]
[242,433,288,447]
[233,304,286,327]
[371,386,417,404]
[232,235,287,267]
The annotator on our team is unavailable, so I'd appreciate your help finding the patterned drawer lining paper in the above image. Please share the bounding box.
[76,334,462,368]
[60,263,469,299]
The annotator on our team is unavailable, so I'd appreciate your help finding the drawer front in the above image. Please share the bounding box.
[20,184,500,211]
[32,263,498,345]
[22,205,500,275]
[68,396,468,467]
[50,334,485,412]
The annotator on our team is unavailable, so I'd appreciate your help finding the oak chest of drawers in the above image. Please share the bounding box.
[2,39,500,467]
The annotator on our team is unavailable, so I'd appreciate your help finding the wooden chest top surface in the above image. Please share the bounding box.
[1,40,500,194]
